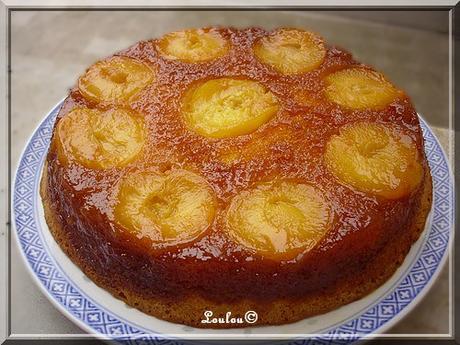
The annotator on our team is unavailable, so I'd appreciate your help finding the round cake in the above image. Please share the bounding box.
[41,27,432,328]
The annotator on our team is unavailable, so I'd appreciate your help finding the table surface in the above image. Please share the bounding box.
[9,10,452,338]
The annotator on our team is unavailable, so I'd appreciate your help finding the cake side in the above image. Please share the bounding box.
[41,164,432,328]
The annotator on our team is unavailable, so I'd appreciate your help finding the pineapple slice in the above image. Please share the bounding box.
[226,180,331,259]
[157,28,229,63]
[324,122,423,199]
[114,169,216,245]
[79,56,154,103]
[253,28,326,75]
[182,78,279,138]
[56,107,145,169]
[324,68,402,110]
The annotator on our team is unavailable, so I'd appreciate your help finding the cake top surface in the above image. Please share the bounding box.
[51,26,426,262]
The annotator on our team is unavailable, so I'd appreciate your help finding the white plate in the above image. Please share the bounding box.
[13,101,454,343]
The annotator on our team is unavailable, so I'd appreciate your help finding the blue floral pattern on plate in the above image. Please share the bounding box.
[13,102,454,344]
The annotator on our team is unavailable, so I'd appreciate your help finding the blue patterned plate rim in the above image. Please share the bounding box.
[12,100,454,343]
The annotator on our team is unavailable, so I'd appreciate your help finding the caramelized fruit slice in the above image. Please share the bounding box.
[115,169,216,245]
[226,180,331,259]
[182,78,279,138]
[157,28,229,63]
[325,122,423,199]
[57,107,145,169]
[254,28,326,75]
[324,68,402,110]
[79,56,154,103]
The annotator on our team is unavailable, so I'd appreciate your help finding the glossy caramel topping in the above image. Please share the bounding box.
[324,68,402,110]
[56,107,145,169]
[325,121,423,199]
[78,56,154,103]
[157,28,229,63]
[226,180,331,260]
[219,125,293,164]
[114,169,216,246]
[50,27,427,269]
[181,78,279,138]
[254,28,326,74]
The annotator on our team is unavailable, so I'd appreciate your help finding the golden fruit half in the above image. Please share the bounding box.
[114,169,216,245]
[79,56,154,103]
[325,122,423,199]
[253,28,326,75]
[182,78,279,138]
[226,180,331,259]
[324,68,402,110]
[56,107,145,169]
[157,28,229,63]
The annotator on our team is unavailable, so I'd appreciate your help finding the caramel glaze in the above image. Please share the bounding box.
[44,27,430,304]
